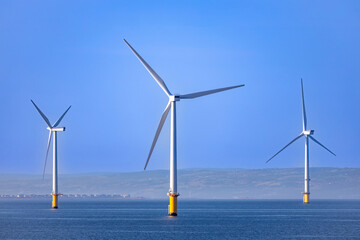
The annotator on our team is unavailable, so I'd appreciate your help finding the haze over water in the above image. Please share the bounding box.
[1,200,359,239]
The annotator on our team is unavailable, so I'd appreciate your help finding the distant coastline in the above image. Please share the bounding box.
[1,168,359,199]
[0,194,140,199]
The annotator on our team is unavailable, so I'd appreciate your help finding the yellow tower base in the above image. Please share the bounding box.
[167,192,179,216]
[52,193,62,209]
[303,193,310,204]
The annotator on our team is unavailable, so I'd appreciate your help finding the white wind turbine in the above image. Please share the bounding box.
[124,39,244,216]
[266,79,335,203]
[31,100,71,209]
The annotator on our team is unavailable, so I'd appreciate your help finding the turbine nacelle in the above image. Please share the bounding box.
[47,127,65,132]
[303,130,314,136]
[169,95,180,102]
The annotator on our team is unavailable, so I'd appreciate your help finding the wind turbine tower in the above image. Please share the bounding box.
[31,100,71,209]
[124,39,244,216]
[266,79,335,203]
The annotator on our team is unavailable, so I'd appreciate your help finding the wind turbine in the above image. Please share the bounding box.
[124,39,244,216]
[31,100,71,209]
[266,79,335,203]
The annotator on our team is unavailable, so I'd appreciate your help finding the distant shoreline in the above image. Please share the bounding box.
[1,168,359,199]
[0,194,141,200]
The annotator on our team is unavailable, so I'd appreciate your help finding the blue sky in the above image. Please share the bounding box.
[0,0,359,173]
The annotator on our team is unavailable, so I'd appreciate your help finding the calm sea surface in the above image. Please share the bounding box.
[0,200,359,239]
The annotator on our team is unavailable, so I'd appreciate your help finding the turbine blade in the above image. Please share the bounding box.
[53,105,71,127]
[301,79,307,131]
[124,39,171,96]
[179,84,244,99]
[309,136,336,156]
[43,131,53,179]
[266,133,304,163]
[31,100,52,128]
[144,101,171,170]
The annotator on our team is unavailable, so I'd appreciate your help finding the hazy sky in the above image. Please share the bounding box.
[0,1,359,173]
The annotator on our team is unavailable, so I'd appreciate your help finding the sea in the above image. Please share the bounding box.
[0,199,359,239]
